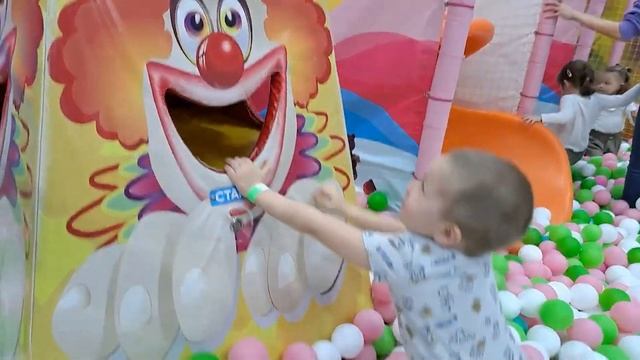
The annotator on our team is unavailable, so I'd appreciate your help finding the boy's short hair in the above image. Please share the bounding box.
[441,150,533,256]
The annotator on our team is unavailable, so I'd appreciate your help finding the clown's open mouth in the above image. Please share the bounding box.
[165,72,283,171]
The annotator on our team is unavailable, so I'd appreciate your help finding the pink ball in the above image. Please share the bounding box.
[539,241,557,253]
[576,275,604,293]
[228,338,269,360]
[610,301,640,333]
[353,310,385,343]
[524,262,548,279]
[376,303,397,324]
[282,343,316,360]
[507,275,533,287]
[371,282,392,305]
[625,208,640,221]
[582,201,600,216]
[353,345,377,360]
[595,175,608,186]
[612,200,631,216]
[604,246,628,267]
[594,190,612,206]
[609,282,629,291]
[543,251,569,276]
[567,319,604,348]
[508,261,525,277]
[520,343,546,360]
[566,223,581,232]
[386,352,408,360]
[550,275,574,287]
[603,153,618,163]
[530,222,546,233]
[588,269,606,281]
[534,284,557,299]
[604,160,618,170]
[614,178,626,186]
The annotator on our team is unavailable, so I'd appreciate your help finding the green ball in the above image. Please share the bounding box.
[572,209,592,224]
[582,224,603,242]
[612,167,627,179]
[590,314,619,345]
[579,242,604,268]
[628,248,640,264]
[575,189,594,203]
[505,254,523,263]
[373,326,396,357]
[599,288,631,311]
[572,166,585,181]
[565,265,589,281]
[611,184,625,200]
[495,273,506,290]
[531,277,547,284]
[596,345,630,360]
[190,353,219,360]
[539,299,574,331]
[593,211,614,225]
[549,225,572,242]
[556,237,582,257]
[523,227,543,246]
[508,322,526,341]
[367,191,389,212]
[589,156,604,167]
[567,258,584,267]
[595,167,612,179]
[492,254,508,275]
[581,178,597,190]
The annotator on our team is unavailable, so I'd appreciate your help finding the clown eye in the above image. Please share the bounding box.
[217,0,252,60]
[173,0,213,63]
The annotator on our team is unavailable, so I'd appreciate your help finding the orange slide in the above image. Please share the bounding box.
[442,106,573,223]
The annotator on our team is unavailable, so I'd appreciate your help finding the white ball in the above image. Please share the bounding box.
[629,286,640,302]
[571,231,584,243]
[558,341,593,360]
[621,218,640,236]
[573,200,581,211]
[518,288,546,317]
[534,207,552,221]
[519,245,543,263]
[508,325,521,344]
[618,228,629,240]
[528,325,561,357]
[591,185,607,193]
[606,265,631,283]
[581,164,596,177]
[548,281,572,302]
[621,143,631,152]
[636,198,640,209]
[629,264,640,278]
[575,160,588,169]
[618,275,640,287]
[331,323,364,358]
[392,319,401,343]
[620,239,640,253]
[591,352,608,360]
[498,291,521,320]
[313,340,341,360]
[618,335,640,359]
[600,224,618,244]
[522,341,550,360]
[570,284,599,311]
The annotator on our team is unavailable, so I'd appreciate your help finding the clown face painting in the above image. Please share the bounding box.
[41,0,368,358]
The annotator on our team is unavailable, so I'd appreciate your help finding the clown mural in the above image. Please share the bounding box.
[0,0,43,358]
[26,0,370,358]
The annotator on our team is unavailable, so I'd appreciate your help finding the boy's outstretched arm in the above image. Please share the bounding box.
[225,157,371,269]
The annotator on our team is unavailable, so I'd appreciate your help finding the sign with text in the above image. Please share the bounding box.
[209,186,244,206]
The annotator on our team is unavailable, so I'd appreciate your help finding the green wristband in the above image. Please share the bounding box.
[246,183,269,203]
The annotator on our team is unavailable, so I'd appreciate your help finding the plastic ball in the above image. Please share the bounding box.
[568,258,584,267]
[582,163,597,177]
[605,265,632,284]
[534,208,552,222]
[521,341,550,360]
[498,290,522,320]
[228,338,269,360]
[594,190,612,206]
[582,201,601,216]
[372,326,396,358]
[519,245,543,263]
[595,166,612,178]
[509,321,526,342]
[386,351,408,360]
[495,274,507,291]
[627,248,640,264]
[573,209,592,224]
[492,254,509,275]
[611,200,631,216]
[391,319,400,342]
[190,354,219,360]
[313,340,341,360]
[576,275,604,293]
[610,301,640,333]
[508,261,525,276]
[282,343,316,360]
[539,299,574,330]
[583,225,603,243]
[353,309,384,343]
[579,243,605,269]
[539,241,557,253]
[528,325,561,357]
[581,178,597,190]
[596,345,630,360]
[601,224,619,244]
[570,283,599,310]
[618,336,640,359]
[550,225,572,242]
[534,284,557,299]
[626,208,640,221]
[548,281,572,302]
[518,288,547,317]
[594,211,615,225]
[599,288,631,311]
[331,324,364,358]
[353,345,376,360]
[590,315,619,345]
[376,303,397,324]
[611,185,625,200]
[370,282,392,304]
[576,189,594,203]
[620,219,640,236]
[558,341,594,360]
[524,228,544,246]
[566,265,589,281]
[544,251,569,276]
[557,237,582,257]
[568,318,604,348]
[367,191,389,212]
[604,246,628,267]
[524,262,550,279]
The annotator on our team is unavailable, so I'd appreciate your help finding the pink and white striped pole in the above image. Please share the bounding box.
[414,0,475,179]
[517,4,559,115]
[574,0,607,61]
[609,0,635,65]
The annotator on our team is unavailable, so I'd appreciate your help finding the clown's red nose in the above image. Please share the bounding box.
[196,33,244,89]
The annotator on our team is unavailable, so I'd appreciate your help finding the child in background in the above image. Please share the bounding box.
[523,60,640,165]
[225,150,532,360]
[588,65,635,156]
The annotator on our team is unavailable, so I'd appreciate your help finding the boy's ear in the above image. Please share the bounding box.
[435,223,462,247]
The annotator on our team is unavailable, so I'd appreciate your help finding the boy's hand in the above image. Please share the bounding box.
[313,183,346,215]
[523,115,542,124]
[543,0,577,20]
[224,157,270,195]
